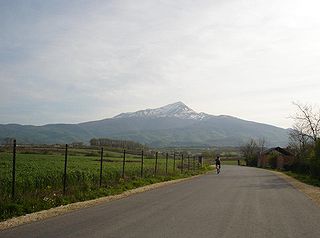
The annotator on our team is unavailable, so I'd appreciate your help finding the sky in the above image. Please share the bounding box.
[1,0,320,128]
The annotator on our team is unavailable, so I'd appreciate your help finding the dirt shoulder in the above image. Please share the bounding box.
[0,174,204,231]
[271,170,320,207]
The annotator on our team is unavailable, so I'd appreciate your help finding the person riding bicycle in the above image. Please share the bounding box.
[215,156,221,174]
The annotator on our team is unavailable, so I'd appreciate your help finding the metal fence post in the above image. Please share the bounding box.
[63,144,68,195]
[165,153,168,175]
[154,152,158,176]
[11,139,16,199]
[187,155,190,171]
[181,154,184,173]
[122,149,126,179]
[99,147,103,187]
[141,150,144,177]
[193,156,195,171]
[173,152,176,172]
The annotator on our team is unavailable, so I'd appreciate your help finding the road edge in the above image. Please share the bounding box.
[270,170,320,207]
[0,173,208,231]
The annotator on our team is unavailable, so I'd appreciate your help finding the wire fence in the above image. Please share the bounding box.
[0,140,209,206]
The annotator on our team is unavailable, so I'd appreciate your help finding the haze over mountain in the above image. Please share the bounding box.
[0,102,289,147]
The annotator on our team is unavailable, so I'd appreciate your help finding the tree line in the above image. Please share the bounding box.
[89,138,147,151]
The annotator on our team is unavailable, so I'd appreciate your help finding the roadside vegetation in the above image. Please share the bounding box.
[240,102,320,187]
[0,145,212,221]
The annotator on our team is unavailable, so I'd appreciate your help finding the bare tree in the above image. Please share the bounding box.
[292,102,320,143]
[288,102,320,177]
[240,139,260,166]
[257,137,266,154]
[288,123,310,158]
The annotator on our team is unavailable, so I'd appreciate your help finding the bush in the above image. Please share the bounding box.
[314,140,320,160]
[268,152,278,169]
[289,159,311,175]
[310,159,320,180]
[245,156,258,167]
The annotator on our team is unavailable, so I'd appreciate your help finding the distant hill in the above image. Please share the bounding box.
[0,102,289,147]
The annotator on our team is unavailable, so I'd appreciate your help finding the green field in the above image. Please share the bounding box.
[0,146,210,221]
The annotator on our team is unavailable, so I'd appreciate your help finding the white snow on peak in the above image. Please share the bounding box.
[114,102,211,120]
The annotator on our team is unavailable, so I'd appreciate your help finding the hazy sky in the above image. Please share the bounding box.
[1,0,320,128]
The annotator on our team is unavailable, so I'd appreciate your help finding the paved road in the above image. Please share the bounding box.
[1,166,320,238]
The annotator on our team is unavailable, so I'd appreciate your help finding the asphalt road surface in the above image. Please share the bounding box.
[2,165,320,238]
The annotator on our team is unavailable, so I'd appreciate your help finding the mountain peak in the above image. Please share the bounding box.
[168,101,187,107]
[114,102,210,120]
[160,101,195,113]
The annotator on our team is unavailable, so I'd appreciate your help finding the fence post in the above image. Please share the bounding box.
[122,149,126,179]
[63,144,68,195]
[238,159,240,166]
[198,156,200,170]
[11,139,16,199]
[165,153,168,175]
[187,155,190,171]
[154,152,158,176]
[173,152,176,172]
[193,156,195,171]
[99,147,103,187]
[181,154,184,173]
[141,150,144,177]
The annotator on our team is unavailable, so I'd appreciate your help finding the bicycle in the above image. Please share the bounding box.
[216,164,221,174]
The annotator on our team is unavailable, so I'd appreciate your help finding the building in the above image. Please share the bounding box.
[258,147,294,170]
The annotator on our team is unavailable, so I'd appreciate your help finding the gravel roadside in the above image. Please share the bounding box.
[271,170,320,206]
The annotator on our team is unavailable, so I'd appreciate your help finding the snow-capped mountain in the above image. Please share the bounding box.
[114,102,211,120]
[0,102,290,147]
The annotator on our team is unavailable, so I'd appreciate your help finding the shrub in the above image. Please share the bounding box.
[314,140,320,160]
[268,152,278,169]
[310,159,320,180]
[245,156,258,167]
[289,159,311,175]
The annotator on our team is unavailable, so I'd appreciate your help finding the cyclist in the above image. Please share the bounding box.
[215,155,221,174]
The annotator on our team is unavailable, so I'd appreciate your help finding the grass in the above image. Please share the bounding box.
[284,171,320,187]
[0,148,211,221]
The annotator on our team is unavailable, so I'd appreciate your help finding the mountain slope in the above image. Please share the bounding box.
[0,102,289,147]
[114,102,210,120]
[99,116,289,147]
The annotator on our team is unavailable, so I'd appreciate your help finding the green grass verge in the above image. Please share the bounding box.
[284,171,320,187]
